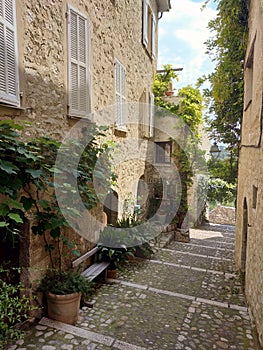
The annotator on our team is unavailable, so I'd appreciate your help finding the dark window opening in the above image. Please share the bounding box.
[155,141,172,164]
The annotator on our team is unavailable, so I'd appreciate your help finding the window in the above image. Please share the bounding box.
[139,90,154,137]
[155,142,172,164]
[142,0,156,58]
[67,6,91,117]
[0,0,19,106]
[115,59,126,129]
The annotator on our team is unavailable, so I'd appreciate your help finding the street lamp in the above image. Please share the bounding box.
[210,142,221,160]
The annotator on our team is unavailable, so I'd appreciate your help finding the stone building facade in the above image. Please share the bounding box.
[235,0,263,346]
[0,0,171,282]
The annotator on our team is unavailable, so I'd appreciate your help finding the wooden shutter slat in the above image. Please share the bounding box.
[70,12,77,61]
[70,62,78,110]
[68,6,91,117]
[0,22,6,93]
[0,0,19,105]
[4,0,13,25]
[6,27,16,95]
[79,65,87,111]
[79,17,86,64]
[151,14,156,59]
[142,0,148,47]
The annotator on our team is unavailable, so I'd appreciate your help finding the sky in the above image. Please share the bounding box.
[158,0,217,91]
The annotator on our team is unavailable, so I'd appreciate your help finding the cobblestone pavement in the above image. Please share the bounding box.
[7,224,262,350]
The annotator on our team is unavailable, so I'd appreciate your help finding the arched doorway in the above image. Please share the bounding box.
[103,190,119,225]
[241,198,248,274]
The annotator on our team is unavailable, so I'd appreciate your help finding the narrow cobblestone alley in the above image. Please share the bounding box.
[7,224,261,350]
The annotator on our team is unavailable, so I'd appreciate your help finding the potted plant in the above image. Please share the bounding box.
[33,206,94,325]
[37,269,94,325]
[97,226,131,279]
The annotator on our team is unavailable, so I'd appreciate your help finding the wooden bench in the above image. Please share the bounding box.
[72,246,110,281]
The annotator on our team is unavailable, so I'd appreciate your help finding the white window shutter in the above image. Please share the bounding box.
[149,92,154,137]
[151,14,156,59]
[115,59,126,130]
[68,6,91,118]
[0,0,19,106]
[142,0,149,47]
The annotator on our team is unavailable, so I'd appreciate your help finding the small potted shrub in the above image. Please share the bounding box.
[33,207,94,325]
[38,269,94,325]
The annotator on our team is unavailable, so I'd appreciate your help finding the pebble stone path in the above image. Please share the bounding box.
[6,223,262,350]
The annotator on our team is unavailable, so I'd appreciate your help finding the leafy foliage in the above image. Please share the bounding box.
[153,64,178,97]
[97,226,131,270]
[0,120,115,274]
[197,175,236,207]
[177,85,203,133]
[37,270,94,297]
[202,0,248,180]
[153,67,205,227]
[207,178,236,205]
[207,157,238,184]
[0,267,35,348]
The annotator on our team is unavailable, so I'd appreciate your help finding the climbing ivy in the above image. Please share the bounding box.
[0,120,114,272]
[153,66,205,227]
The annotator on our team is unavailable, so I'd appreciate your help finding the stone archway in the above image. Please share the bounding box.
[241,197,248,274]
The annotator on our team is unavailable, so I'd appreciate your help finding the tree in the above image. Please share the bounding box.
[201,0,248,181]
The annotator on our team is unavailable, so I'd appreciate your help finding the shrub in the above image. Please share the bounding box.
[0,268,34,348]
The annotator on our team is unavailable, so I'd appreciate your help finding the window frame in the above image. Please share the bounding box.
[67,5,92,118]
[0,0,20,107]
[155,141,172,164]
[114,58,126,130]
[142,0,156,59]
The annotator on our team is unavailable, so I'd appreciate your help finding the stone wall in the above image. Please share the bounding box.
[209,205,236,226]
[235,0,263,346]
[0,0,162,283]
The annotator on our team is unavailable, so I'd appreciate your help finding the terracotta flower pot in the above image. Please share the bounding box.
[47,292,81,325]
[107,269,117,279]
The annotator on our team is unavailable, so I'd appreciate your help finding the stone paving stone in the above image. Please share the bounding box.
[175,301,258,350]
[77,284,191,350]
[5,224,261,350]
[8,326,113,350]
[117,260,245,306]
[154,249,236,272]
[190,237,235,248]
[168,241,234,260]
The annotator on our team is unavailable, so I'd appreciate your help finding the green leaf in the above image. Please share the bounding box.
[20,197,34,211]
[0,160,19,174]
[0,221,9,227]
[0,203,9,216]
[38,200,50,209]
[7,198,23,210]
[8,213,23,224]
[72,250,81,257]
[25,169,42,178]
[50,227,61,238]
